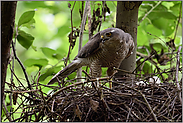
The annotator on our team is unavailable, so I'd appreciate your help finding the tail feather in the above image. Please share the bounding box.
[48,59,82,85]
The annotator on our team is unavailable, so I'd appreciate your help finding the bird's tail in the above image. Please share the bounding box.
[48,59,83,85]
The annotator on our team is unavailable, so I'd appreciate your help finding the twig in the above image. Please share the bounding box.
[173,3,182,41]
[11,41,32,91]
[139,1,161,24]
[132,52,155,73]
[65,1,76,67]
[147,32,175,53]
[82,70,91,79]
[139,91,158,122]
[12,89,40,94]
[175,46,182,105]
[51,99,55,112]
[85,107,91,122]
[87,2,92,40]
[9,67,26,90]
[47,77,110,103]
[2,97,12,121]
[77,1,90,79]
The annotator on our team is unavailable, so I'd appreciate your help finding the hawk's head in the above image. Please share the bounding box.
[100,28,125,43]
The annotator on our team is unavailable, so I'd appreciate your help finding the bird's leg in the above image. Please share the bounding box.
[107,67,118,88]
[89,61,102,87]
[89,61,104,98]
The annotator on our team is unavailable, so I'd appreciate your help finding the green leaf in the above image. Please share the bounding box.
[152,18,175,36]
[41,47,56,58]
[22,18,36,29]
[39,65,63,81]
[31,45,37,51]
[52,53,63,60]
[170,3,181,16]
[67,72,76,80]
[17,30,35,49]
[18,10,35,27]
[24,58,48,68]
[2,105,12,119]
[41,47,63,59]
[157,12,177,19]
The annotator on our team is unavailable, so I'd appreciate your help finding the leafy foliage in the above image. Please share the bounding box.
[3,1,182,122]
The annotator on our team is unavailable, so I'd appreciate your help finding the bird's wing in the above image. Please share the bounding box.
[125,34,135,59]
[77,32,102,58]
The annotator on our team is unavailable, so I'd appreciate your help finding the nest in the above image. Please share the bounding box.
[7,77,182,122]
[3,46,182,122]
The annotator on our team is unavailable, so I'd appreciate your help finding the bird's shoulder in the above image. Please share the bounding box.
[77,32,102,58]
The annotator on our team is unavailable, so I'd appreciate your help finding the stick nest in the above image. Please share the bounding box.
[9,77,182,122]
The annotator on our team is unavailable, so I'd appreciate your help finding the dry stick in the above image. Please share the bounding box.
[173,3,182,41]
[10,50,14,119]
[77,1,89,79]
[139,91,158,122]
[175,46,182,105]
[85,107,91,122]
[46,77,110,103]
[11,42,32,92]
[2,98,12,121]
[82,70,91,79]
[147,32,175,53]
[87,2,92,40]
[65,1,76,67]
[139,1,161,25]
[9,67,26,90]
[12,89,40,94]
[136,51,157,65]
[132,52,155,73]
[35,77,109,121]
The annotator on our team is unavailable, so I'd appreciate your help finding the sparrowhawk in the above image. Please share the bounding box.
[48,28,134,85]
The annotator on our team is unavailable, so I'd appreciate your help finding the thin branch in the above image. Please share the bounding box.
[175,46,182,105]
[77,1,90,79]
[139,91,158,122]
[3,97,12,121]
[173,2,182,41]
[65,1,76,67]
[11,41,32,91]
[139,1,161,25]
[132,52,155,73]
[46,77,110,103]
[87,2,92,40]
[147,32,175,53]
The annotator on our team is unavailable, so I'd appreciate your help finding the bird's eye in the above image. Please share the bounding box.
[101,35,104,39]
[106,32,112,37]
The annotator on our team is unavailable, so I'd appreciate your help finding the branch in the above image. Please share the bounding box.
[87,2,92,40]
[139,1,161,25]
[173,3,182,41]
[77,1,90,79]
[11,41,32,92]
[65,1,76,67]
[3,98,12,122]
[139,91,158,122]
[175,46,182,105]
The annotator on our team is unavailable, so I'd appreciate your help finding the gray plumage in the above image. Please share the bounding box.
[48,28,134,85]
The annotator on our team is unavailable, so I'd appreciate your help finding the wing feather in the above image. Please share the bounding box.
[77,32,102,58]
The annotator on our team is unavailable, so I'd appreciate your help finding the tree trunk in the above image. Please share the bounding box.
[1,1,17,103]
[115,1,142,79]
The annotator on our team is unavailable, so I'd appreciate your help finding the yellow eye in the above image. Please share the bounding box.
[106,32,111,37]
[101,35,104,39]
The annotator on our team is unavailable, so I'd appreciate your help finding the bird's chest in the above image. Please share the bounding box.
[97,42,128,67]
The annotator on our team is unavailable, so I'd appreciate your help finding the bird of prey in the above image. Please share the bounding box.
[48,28,134,85]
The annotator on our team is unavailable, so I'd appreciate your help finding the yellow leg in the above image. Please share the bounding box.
[109,81,112,89]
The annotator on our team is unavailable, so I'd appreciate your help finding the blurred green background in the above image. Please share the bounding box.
[3,1,182,121]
